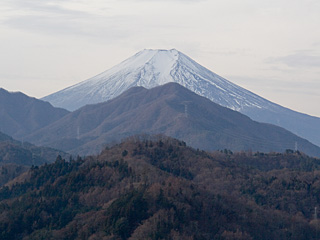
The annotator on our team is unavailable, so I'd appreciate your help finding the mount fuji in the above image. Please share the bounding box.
[42,49,320,147]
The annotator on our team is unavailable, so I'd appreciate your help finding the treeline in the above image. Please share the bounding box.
[1,136,320,239]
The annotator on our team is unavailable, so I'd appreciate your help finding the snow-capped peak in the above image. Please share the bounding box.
[41,48,320,147]
[42,48,272,112]
[107,48,180,87]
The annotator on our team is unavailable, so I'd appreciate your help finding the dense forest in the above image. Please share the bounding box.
[1,135,320,239]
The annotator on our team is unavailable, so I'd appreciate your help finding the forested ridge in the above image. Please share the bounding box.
[1,135,320,239]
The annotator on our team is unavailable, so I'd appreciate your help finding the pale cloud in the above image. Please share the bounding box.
[227,74,320,117]
[0,0,85,16]
[1,0,137,42]
[0,0,320,117]
[4,14,131,40]
[160,0,204,1]
[267,52,320,68]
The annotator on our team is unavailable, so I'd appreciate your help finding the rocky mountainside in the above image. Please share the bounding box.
[42,49,320,147]
[30,83,320,157]
[0,88,69,139]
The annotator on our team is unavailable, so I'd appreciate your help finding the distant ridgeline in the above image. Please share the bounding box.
[0,87,69,140]
[2,82,320,158]
[27,83,320,158]
[1,135,320,239]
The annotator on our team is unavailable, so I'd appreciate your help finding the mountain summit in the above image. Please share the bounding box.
[42,49,264,112]
[42,49,320,147]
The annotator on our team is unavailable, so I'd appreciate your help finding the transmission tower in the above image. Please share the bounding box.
[181,101,192,118]
[77,126,80,140]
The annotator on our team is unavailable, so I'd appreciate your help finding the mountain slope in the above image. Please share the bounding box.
[42,49,320,147]
[0,88,69,139]
[30,83,320,157]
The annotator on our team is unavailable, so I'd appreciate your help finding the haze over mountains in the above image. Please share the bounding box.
[42,49,320,147]
[26,83,320,157]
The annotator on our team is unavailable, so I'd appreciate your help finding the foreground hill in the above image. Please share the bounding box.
[1,136,320,239]
[42,49,320,147]
[0,88,69,139]
[29,83,320,157]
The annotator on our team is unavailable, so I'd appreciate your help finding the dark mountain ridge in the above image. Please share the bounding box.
[26,83,320,157]
[0,88,69,139]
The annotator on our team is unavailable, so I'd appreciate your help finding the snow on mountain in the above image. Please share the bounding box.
[42,49,270,112]
[42,49,320,147]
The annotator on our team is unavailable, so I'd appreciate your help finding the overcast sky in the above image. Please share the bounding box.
[0,0,319,117]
